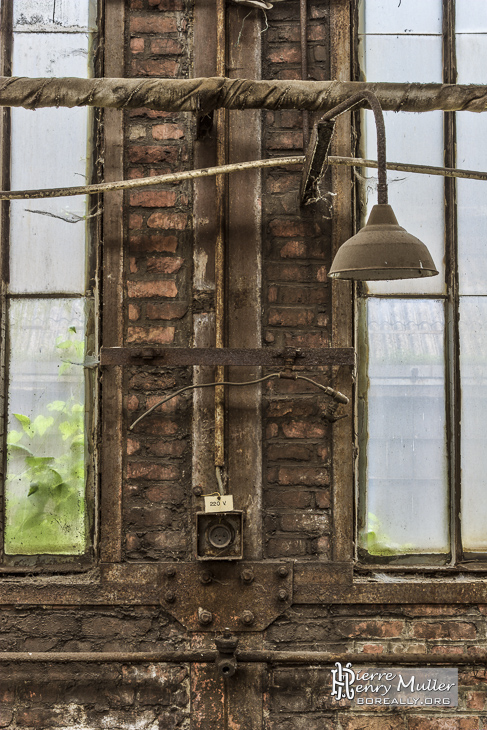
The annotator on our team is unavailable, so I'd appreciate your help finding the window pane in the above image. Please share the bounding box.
[13,0,97,30]
[9,32,92,294]
[459,297,487,552]
[359,35,442,83]
[456,0,487,32]
[5,299,88,555]
[359,298,449,555]
[362,111,445,296]
[359,0,442,35]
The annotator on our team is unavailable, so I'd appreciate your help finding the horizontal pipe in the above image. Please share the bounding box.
[2,78,487,114]
[0,650,484,665]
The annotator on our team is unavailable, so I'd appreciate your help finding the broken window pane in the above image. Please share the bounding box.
[359,298,449,556]
[5,299,88,555]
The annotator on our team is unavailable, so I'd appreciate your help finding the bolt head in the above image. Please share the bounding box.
[165,566,176,578]
[240,611,255,626]
[200,570,212,584]
[164,591,176,603]
[241,569,254,584]
[277,565,289,578]
[277,589,289,602]
[193,485,203,497]
[199,610,213,626]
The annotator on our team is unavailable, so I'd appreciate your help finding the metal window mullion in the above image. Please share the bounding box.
[442,0,461,564]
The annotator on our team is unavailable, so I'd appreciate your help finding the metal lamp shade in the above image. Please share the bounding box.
[328,204,439,281]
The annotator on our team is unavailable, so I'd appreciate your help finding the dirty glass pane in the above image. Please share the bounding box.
[459,298,487,552]
[359,35,442,84]
[362,110,445,296]
[456,35,487,295]
[9,32,92,294]
[13,0,97,30]
[359,0,442,35]
[456,1,487,32]
[5,299,87,555]
[359,298,449,555]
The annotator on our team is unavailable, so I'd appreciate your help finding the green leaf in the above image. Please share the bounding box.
[68,326,77,333]
[7,430,23,445]
[58,362,71,376]
[59,420,79,441]
[32,415,54,437]
[47,401,66,413]
[14,414,34,438]
[7,444,33,455]
[28,484,39,496]
[26,456,54,468]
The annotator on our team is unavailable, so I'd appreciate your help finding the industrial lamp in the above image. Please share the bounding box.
[321,92,438,281]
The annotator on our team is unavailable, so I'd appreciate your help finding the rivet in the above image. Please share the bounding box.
[165,566,176,578]
[200,570,213,585]
[193,485,203,497]
[164,591,176,603]
[199,609,213,626]
[240,611,255,626]
[277,565,289,578]
[241,568,254,584]
[277,589,289,602]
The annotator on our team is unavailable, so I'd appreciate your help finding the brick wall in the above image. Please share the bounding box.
[3,0,487,728]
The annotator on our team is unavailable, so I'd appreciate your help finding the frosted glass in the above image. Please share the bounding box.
[359,0,442,35]
[5,299,87,555]
[360,298,449,555]
[10,33,91,293]
[460,298,487,552]
[457,34,487,84]
[457,114,487,295]
[456,1,487,32]
[13,0,97,30]
[359,35,442,83]
[363,110,445,295]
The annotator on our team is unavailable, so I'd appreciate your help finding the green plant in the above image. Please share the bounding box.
[5,328,86,555]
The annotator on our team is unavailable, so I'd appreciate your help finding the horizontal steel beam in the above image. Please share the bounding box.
[1,77,487,113]
[0,650,482,665]
[100,346,355,367]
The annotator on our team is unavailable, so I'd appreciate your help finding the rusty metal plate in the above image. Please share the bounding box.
[100,346,355,367]
[161,561,293,631]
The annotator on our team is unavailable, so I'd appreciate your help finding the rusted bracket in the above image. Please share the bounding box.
[161,561,293,632]
[100,346,355,367]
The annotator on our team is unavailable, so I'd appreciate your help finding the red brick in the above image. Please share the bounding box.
[150,38,183,54]
[315,489,331,509]
[267,131,303,150]
[147,440,187,457]
[267,444,313,461]
[147,212,188,229]
[145,394,179,412]
[129,256,138,273]
[128,303,140,321]
[130,16,177,33]
[127,280,177,298]
[127,395,139,411]
[430,644,465,654]
[139,418,179,436]
[268,285,278,302]
[131,59,178,76]
[284,332,330,348]
[268,307,314,327]
[127,326,175,344]
[266,400,314,418]
[408,719,479,730]
[277,466,329,486]
[267,538,307,557]
[465,691,486,710]
[149,0,184,8]
[360,644,386,654]
[282,421,326,438]
[127,438,140,456]
[405,605,470,617]
[269,219,319,237]
[128,146,178,164]
[146,484,185,503]
[147,256,183,273]
[269,46,300,63]
[127,463,179,480]
[129,213,143,229]
[129,234,178,252]
[145,531,187,551]
[131,37,145,53]
[309,24,327,41]
[268,174,300,193]
[280,241,307,258]
[152,124,185,140]
[129,373,177,390]
[125,507,180,529]
[126,533,141,552]
[280,513,330,533]
[129,190,177,207]
[337,620,405,639]
[267,423,279,438]
[264,490,312,509]
[147,301,188,319]
[411,621,477,641]
[266,263,310,282]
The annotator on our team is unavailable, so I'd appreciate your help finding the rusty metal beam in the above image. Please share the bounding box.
[100,346,355,367]
[2,78,487,113]
[0,650,484,665]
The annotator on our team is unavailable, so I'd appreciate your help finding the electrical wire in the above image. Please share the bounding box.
[129,372,348,430]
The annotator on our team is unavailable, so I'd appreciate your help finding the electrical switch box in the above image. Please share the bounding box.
[196,511,243,560]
